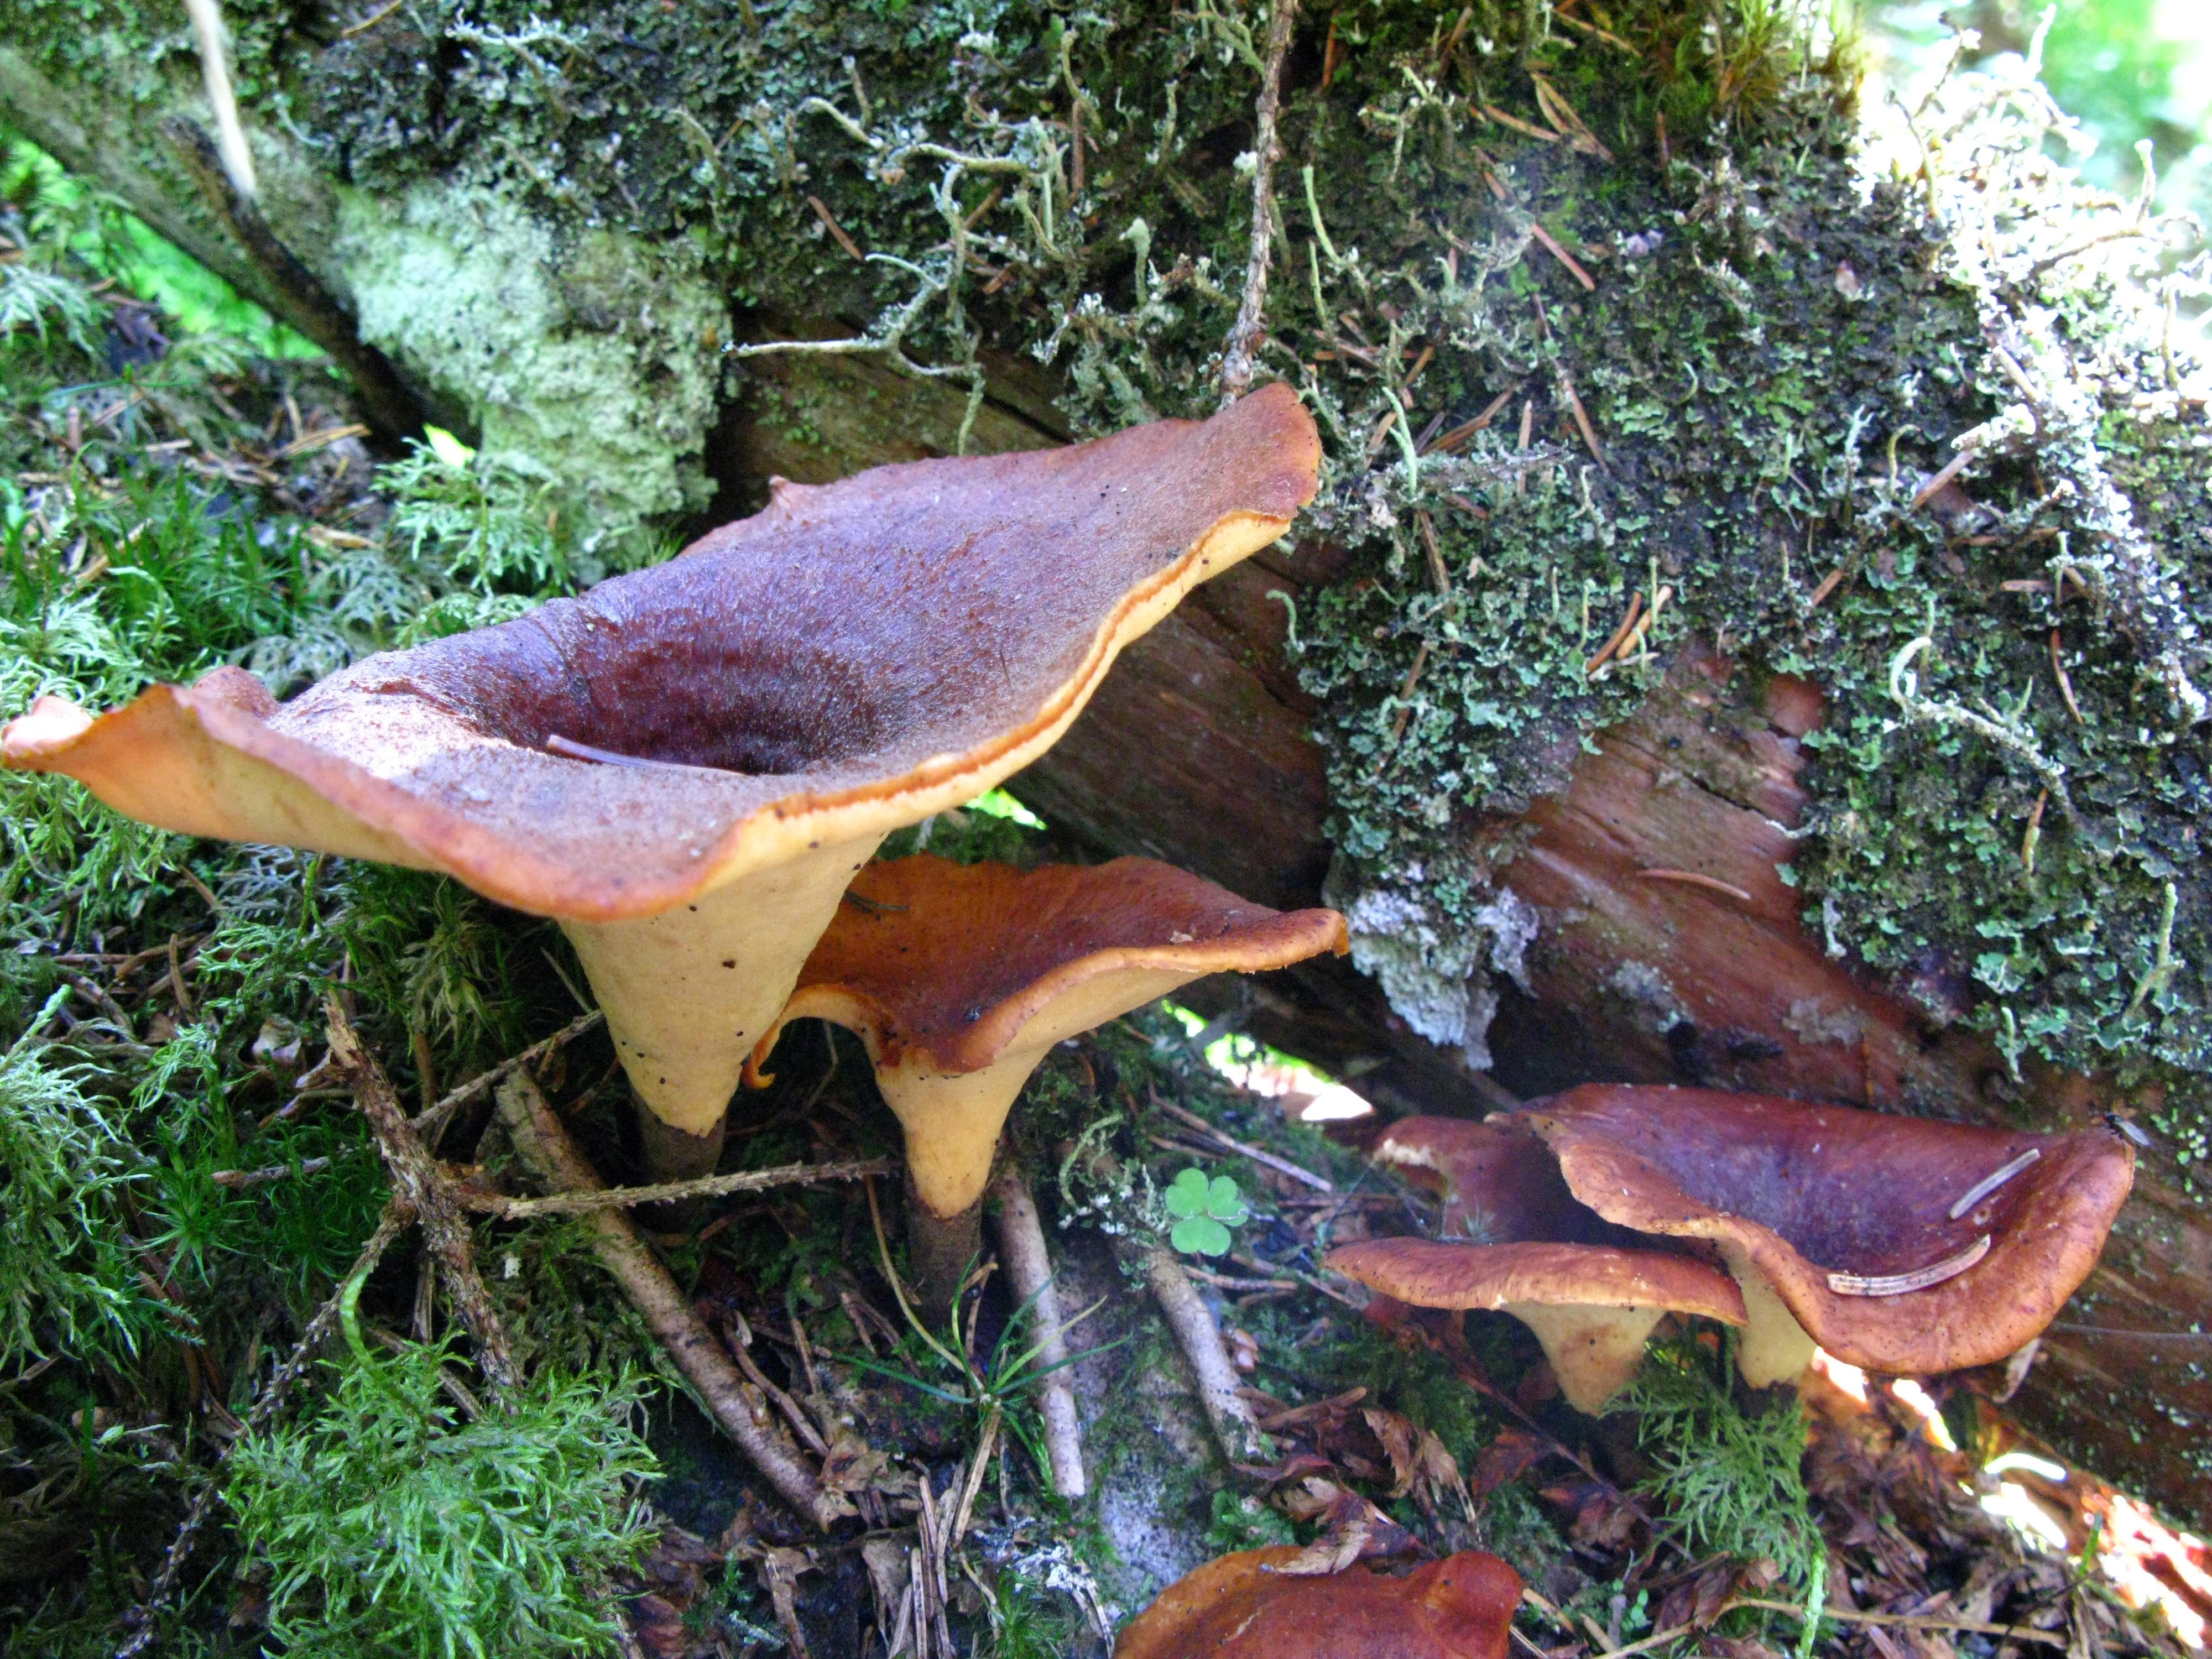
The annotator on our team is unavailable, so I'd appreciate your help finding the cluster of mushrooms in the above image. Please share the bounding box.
[2,386,1347,1305]
[1330,1089,2136,1413]
[6,384,2142,1626]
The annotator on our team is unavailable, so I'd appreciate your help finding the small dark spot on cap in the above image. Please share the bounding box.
[808,839,820,849]
[722,959,736,968]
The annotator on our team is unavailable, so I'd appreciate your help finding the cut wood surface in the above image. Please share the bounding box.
[723,352,2212,1525]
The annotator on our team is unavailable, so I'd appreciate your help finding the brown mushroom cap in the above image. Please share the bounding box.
[3,387,1318,922]
[1338,1117,1747,1412]
[1523,1084,2137,1380]
[748,853,1348,1216]
[1114,1545,1521,1659]
[1327,1238,1744,1414]
[1371,1115,1613,1245]
[6,390,1319,1139]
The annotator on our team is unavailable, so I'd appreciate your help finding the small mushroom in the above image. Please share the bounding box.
[4,389,1320,1179]
[746,852,1347,1304]
[1521,1084,2137,1386]
[1329,1117,1744,1413]
[1114,1545,1522,1659]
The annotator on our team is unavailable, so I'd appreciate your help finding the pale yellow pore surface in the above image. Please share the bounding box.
[794,964,1190,1218]
[1506,1303,1672,1415]
[1720,1243,1819,1388]
[562,834,881,1137]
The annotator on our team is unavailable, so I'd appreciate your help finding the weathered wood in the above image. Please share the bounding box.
[718,354,2212,1525]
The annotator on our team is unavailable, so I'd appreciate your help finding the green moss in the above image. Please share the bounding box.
[333,180,721,559]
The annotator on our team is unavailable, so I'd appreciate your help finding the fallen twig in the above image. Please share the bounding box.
[212,1156,332,1188]
[1729,1597,2068,1650]
[1217,0,1298,400]
[326,998,518,1395]
[1133,1241,1269,1467]
[493,1071,846,1528]
[409,1008,604,1146]
[990,1168,1086,1499]
[459,1155,894,1218]
[1150,1095,1332,1192]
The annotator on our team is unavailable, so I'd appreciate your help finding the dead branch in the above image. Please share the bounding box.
[1131,1240,1269,1468]
[409,1008,604,1146]
[463,1155,894,1218]
[989,1169,1086,1499]
[1217,0,1298,400]
[492,1070,848,1530]
[324,995,519,1395]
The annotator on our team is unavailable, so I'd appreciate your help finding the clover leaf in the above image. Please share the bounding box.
[1165,1167,1248,1256]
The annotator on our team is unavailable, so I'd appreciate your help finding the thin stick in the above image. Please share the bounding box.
[1808,564,1848,608]
[493,1071,843,1528]
[1729,1597,2066,1649]
[463,1156,894,1218]
[1135,1242,1267,1467]
[182,0,257,197]
[1526,219,1595,290]
[1911,449,1973,508]
[409,1009,604,1142]
[1585,591,1644,675]
[990,1170,1086,1498]
[1558,370,1606,471]
[806,194,865,260]
[1151,1096,1333,1192]
[1949,1147,2041,1220]
[2051,629,2084,722]
[1635,868,1754,904]
[1218,0,1298,400]
[325,997,518,1395]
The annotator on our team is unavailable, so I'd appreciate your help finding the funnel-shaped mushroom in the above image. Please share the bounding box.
[1522,1086,2136,1386]
[1329,1117,1745,1412]
[4,389,1321,1176]
[1115,1546,1521,1659]
[746,852,1346,1298]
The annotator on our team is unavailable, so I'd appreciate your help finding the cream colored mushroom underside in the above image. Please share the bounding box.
[863,964,1193,1218]
[561,834,883,1135]
[1503,1303,1671,1415]
[1715,1243,1819,1388]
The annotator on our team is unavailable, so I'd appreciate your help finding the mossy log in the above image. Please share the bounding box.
[739,351,2212,1522]
[7,0,2208,1522]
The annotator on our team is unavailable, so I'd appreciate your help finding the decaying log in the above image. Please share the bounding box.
[724,352,2212,1526]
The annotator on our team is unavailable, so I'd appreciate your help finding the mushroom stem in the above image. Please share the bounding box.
[560,835,882,1159]
[989,1168,1087,1499]
[494,1070,846,1530]
[906,1176,985,1320]
[1133,1240,1269,1469]
[1719,1245,1818,1389]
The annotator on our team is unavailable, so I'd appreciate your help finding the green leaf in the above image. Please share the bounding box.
[424,425,478,468]
[1164,1167,1211,1219]
[1170,1215,1233,1256]
[1203,1175,1248,1224]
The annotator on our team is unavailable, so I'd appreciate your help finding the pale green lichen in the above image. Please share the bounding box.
[335,180,722,561]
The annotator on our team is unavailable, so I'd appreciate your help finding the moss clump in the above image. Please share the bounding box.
[226,1343,657,1659]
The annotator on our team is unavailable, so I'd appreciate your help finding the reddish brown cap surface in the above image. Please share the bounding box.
[1114,1546,1521,1659]
[1524,1084,2136,1374]
[2,388,1319,921]
[754,853,1348,1076]
[1372,1116,1644,1248]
